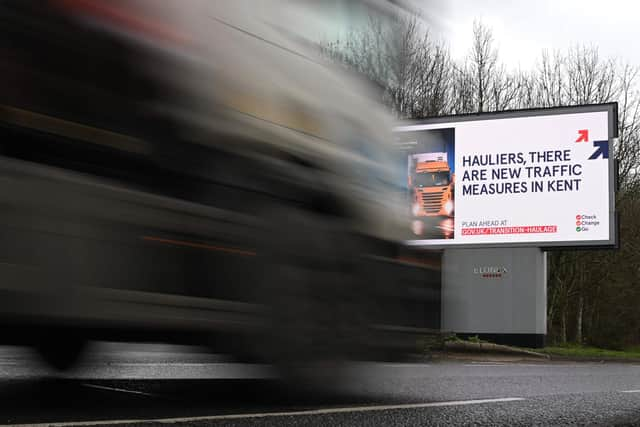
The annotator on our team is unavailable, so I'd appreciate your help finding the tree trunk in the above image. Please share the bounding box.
[576,293,583,344]
[560,308,567,344]
[575,258,586,344]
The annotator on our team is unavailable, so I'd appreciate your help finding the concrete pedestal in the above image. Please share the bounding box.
[441,248,547,348]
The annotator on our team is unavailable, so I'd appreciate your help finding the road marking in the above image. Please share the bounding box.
[621,390,640,393]
[463,363,591,368]
[101,362,235,367]
[6,397,525,426]
[377,363,432,368]
[81,383,157,397]
[464,363,506,367]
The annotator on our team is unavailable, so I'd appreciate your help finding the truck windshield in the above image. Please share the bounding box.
[414,172,450,187]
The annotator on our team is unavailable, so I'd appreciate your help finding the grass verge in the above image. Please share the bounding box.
[539,344,640,360]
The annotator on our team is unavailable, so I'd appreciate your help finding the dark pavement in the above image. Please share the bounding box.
[1,344,640,426]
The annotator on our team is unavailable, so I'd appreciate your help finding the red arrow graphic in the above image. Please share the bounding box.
[576,129,589,142]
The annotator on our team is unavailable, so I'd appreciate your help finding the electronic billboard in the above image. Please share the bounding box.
[394,103,617,248]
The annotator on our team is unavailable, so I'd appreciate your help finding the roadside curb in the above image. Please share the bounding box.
[443,341,550,359]
[435,342,640,363]
[546,355,640,363]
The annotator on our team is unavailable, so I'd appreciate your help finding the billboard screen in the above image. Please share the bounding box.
[394,103,617,248]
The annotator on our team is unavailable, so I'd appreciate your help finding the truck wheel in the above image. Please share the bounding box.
[254,208,369,390]
[35,331,87,371]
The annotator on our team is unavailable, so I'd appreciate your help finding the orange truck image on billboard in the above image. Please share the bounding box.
[410,154,454,218]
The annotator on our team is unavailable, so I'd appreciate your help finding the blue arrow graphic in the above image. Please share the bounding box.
[589,140,609,159]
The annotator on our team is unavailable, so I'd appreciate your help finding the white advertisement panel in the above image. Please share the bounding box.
[394,104,617,248]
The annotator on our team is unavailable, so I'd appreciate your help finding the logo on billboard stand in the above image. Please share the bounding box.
[473,266,508,279]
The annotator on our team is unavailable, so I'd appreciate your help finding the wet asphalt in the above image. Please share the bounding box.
[1,344,640,426]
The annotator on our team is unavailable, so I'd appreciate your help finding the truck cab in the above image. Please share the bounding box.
[409,153,454,238]
[410,153,454,215]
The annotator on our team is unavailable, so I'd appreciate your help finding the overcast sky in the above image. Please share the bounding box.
[430,0,640,69]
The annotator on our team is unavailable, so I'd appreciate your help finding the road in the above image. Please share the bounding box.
[1,344,640,426]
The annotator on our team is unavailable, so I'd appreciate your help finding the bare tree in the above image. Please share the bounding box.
[564,45,617,104]
[323,13,453,119]
[616,63,640,194]
[453,20,523,114]
[451,59,475,114]
[409,34,453,117]
[490,65,522,111]
[468,21,498,112]
[536,50,565,107]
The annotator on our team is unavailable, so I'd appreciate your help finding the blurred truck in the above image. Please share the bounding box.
[0,0,439,383]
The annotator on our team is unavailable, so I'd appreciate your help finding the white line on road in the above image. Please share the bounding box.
[81,383,157,397]
[463,363,597,368]
[466,362,506,364]
[620,390,640,393]
[93,362,256,367]
[6,397,525,426]
[464,363,506,367]
[376,363,432,368]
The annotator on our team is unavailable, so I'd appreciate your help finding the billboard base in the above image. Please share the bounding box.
[455,333,545,349]
[442,248,547,348]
